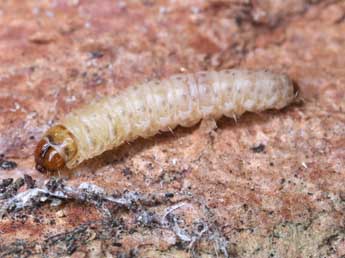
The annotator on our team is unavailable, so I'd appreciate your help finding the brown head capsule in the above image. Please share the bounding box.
[34,125,77,173]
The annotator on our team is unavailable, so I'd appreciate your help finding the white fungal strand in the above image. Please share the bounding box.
[60,69,294,168]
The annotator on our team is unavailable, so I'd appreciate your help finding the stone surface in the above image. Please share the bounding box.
[0,0,344,257]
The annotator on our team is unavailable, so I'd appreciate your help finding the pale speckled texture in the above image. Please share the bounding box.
[0,0,344,257]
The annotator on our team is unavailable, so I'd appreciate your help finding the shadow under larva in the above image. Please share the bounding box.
[34,69,295,173]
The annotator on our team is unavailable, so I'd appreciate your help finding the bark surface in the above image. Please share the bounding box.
[0,1,344,257]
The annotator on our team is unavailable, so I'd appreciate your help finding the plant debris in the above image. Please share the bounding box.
[0,177,24,200]
[0,177,230,257]
[0,177,178,217]
[251,143,266,153]
[23,174,35,189]
[0,159,17,170]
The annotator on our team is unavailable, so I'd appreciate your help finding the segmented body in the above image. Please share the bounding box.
[41,69,294,169]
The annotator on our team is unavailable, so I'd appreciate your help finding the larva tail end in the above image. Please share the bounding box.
[34,125,77,173]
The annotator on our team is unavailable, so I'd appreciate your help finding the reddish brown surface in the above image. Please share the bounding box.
[0,0,345,257]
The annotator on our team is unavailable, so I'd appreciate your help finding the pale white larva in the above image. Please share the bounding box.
[34,69,295,172]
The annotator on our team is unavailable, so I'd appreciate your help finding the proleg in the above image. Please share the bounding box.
[34,69,295,172]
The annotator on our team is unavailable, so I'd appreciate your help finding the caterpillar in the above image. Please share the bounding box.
[35,69,295,172]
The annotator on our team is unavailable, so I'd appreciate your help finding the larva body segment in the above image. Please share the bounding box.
[35,69,294,172]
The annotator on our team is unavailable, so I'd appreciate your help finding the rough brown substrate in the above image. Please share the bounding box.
[0,1,344,257]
